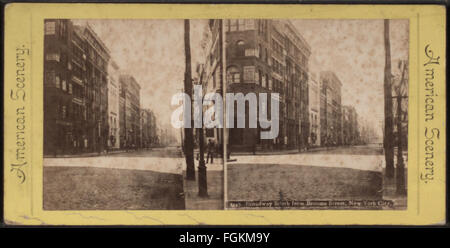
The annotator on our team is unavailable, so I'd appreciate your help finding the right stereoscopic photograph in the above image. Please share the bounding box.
[223,19,409,210]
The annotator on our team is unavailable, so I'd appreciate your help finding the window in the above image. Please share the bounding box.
[236,40,245,56]
[244,20,255,30]
[45,71,55,87]
[230,20,237,31]
[245,49,256,57]
[45,21,56,35]
[262,74,267,88]
[265,48,269,63]
[243,66,255,82]
[46,53,60,62]
[225,20,230,31]
[238,20,245,30]
[68,83,73,94]
[61,105,67,119]
[256,70,260,85]
[62,80,67,91]
[227,66,240,83]
[258,44,262,58]
[55,76,60,88]
[59,21,67,39]
[268,78,272,90]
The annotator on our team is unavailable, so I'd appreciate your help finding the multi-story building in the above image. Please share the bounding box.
[107,60,120,149]
[44,20,110,155]
[319,71,342,146]
[140,108,156,148]
[308,72,320,147]
[119,74,141,149]
[193,20,225,149]
[224,19,310,151]
[342,105,359,145]
[149,110,157,146]
[83,24,111,153]
[44,19,78,155]
[282,20,311,150]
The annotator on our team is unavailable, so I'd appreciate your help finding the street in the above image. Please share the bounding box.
[43,146,185,210]
[229,144,386,172]
[226,144,405,209]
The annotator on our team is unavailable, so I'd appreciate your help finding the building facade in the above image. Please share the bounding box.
[44,20,110,155]
[107,60,120,149]
[140,108,157,148]
[342,105,359,145]
[83,24,111,153]
[224,19,311,151]
[319,71,342,146]
[194,20,225,149]
[119,74,141,149]
[308,72,320,147]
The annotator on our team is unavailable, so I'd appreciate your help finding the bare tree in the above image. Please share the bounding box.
[184,19,195,180]
[383,19,395,178]
[394,60,407,195]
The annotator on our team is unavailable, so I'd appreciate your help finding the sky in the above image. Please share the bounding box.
[291,19,409,137]
[73,19,408,141]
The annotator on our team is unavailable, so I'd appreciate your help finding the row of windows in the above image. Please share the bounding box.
[45,72,73,94]
[272,38,284,56]
[227,65,274,89]
[272,58,283,75]
[55,102,87,121]
[45,21,68,40]
[225,19,256,32]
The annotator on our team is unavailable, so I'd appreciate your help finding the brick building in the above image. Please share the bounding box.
[119,75,141,149]
[140,108,157,148]
[223,19,310,151]
[44,20,110,155]
[308,72,320,147]
[320,71,342,146]
[107,60,120,149]
[194,19,225,148]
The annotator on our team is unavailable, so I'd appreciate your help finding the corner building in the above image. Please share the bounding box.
[225,19,310,151]
[43,20,110,155]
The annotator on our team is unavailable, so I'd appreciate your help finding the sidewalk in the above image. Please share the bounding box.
[43,147,160,158]
[230,146,337,156]
[44,149,134,158]
[183,157,224,210]
[382,167,407,210]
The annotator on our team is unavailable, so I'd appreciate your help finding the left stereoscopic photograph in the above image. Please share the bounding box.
[43,19,224,210]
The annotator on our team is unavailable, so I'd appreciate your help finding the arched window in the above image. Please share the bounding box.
[236,40,245,57]
[227,66,240,84]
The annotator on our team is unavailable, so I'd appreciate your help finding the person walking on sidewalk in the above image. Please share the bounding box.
[206,139,215,164]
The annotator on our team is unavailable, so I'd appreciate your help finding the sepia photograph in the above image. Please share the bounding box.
[42,19,224,210]
[223,19,409,210]
[41,18,408,211]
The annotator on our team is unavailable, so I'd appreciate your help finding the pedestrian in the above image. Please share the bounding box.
[206,139,215,164]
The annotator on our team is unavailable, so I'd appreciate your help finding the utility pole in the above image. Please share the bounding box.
[383,19,395,178]
[184,19,195,180]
